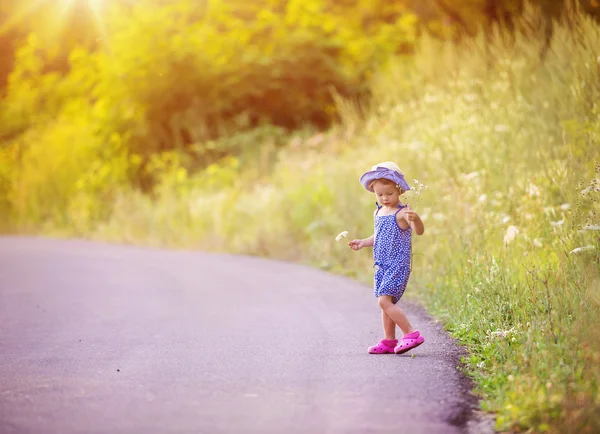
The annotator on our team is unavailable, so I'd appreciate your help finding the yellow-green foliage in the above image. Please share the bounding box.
[82,14,599,433]
[0,0,418,226]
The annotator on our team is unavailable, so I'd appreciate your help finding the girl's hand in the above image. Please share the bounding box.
[404,204,419,223]
[348,239,363,251]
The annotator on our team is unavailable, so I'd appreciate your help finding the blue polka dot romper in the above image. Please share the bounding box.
[373,203,412,304]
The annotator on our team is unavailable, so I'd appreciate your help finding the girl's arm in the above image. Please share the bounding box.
[409,216,425,235]
[348,235,374,251]
[361,235,374,247]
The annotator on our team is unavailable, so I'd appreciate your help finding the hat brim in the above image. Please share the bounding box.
[359,168,410,193]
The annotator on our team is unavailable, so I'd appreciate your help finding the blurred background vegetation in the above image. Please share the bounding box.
[1,0,599,432]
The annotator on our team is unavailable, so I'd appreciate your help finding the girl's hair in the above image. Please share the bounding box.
[369,178,405,193]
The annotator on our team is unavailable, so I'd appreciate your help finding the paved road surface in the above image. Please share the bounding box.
[0,236,478,434]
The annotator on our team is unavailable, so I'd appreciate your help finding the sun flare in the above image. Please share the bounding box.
[54,0,107,41]
[59,0,104,18]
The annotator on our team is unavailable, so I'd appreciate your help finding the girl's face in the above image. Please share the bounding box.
[373,180,401,206]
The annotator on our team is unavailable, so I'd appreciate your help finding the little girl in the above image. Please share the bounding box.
[348,161,426,355]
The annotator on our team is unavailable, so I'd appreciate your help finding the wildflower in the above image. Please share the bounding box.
[582,224,600,231]
[502,215,511,224]
[477,361,485,369]
[533,239,543,248]
[405,180,428,207]
[527,183,540,197]
[550,220,564,228]
[569,245,595,254]
[560,203,570,211]
[503,226,519,245]
[478,194,487,203]
[335,231,349,242]
[490,327,517,339]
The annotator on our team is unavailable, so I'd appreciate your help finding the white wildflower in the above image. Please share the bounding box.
[569,245,595,254]
[414,179,419,185]
[490,327,517,339]
[477,361,485,369]
[533,239,543,248]
[503,226,519,245]
[582,224,600,231]
[550,220,564,228]
[527,183,540,197]
[335,231,349,242]
[478,194,487,203]
[502,215,511,224]
[560,203,570,211]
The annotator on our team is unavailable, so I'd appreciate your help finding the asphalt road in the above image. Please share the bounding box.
[0,236,479,434]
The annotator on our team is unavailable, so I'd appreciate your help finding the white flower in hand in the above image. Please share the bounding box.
[335,231,349,242]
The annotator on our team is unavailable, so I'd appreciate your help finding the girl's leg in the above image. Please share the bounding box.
[381,309,396,340]
[378,296,415,335]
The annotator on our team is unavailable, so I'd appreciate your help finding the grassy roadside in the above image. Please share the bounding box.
[5,13,600,434]
[77,21,599,431]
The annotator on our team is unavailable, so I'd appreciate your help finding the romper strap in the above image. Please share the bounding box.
[375,202,382,215]
[394,204,407,215]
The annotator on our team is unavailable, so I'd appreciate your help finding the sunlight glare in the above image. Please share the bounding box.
[57,0,107,42]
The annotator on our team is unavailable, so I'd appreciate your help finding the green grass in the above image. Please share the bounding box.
[4,11,600,434]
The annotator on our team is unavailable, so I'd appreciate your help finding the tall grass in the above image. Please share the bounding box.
[8,10,600,434]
